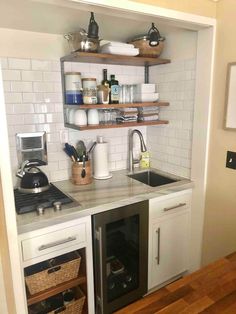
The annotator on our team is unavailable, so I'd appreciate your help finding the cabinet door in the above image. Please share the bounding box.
[149,210,190,290]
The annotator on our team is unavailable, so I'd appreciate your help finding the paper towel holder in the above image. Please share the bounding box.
[92,136,112,180]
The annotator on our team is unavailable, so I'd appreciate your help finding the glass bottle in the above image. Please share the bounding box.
[109,74,119,104]
[101,69,109,87]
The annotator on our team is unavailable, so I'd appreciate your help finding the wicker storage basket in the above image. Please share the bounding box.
[48,287,86,314]
[129,36,165,58]
[25,252,81,295]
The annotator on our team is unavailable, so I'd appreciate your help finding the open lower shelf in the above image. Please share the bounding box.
[64,101,169,109]
[27,275,87,306]
[65,120,169,131]
[60,51,170,67]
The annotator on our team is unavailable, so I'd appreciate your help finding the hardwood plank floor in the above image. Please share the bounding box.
[115,253,236,313]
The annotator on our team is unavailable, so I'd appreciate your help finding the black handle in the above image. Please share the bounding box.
[48,266,61,274]
[26,159,46,167]
[54,306,66,313]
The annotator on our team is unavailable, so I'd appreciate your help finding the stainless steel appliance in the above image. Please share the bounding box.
[14,184,74,215]
[92,201,148,313]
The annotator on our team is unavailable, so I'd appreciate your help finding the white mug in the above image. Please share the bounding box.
[74,109,87,126]
[88,109,99,125]
[68,109,76,124]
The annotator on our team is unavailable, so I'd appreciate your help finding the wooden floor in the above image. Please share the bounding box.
[115,252,236,313]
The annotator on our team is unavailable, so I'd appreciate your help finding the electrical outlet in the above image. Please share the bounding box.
[226,151,236,169]
[60,130,69,144]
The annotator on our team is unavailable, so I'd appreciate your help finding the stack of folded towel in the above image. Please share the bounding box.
[138,106,160,122]
[116,108,138,123]
[100,41,139,56]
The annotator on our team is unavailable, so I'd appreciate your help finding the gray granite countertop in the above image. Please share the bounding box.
[16,168,193,234]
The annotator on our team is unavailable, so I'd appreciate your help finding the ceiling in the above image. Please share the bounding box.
[0,0,200,41]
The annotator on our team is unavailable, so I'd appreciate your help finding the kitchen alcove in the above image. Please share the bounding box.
[0,1,215,313]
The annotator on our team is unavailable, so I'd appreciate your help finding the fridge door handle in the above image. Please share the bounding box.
[96,227,104,313]
[156,227,160,265]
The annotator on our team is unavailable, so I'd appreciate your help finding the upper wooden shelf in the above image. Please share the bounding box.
[64,101,169,110]
[60,52,171,67]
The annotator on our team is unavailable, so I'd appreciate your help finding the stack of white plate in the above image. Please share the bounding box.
[133,84,159,102]
[100,41,139,56]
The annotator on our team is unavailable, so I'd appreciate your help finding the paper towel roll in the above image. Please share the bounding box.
[93,140,111,179]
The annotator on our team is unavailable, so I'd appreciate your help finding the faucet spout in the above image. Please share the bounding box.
[129,129,147,172]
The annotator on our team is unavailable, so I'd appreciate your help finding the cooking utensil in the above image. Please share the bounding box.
[76,140,87,160]
[64,143,78,162]
[64,28,100,53]
[88,142,97,155]
[129,35,164,57]
[81,153,86,178]
[16,159,50,194]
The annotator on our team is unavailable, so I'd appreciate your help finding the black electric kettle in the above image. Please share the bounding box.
[16,159,50,194]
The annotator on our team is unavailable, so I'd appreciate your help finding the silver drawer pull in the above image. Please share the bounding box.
[163,202,186,212]
[38,236,77,251]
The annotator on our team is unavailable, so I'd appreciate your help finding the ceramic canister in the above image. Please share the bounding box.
[65,72,83,104]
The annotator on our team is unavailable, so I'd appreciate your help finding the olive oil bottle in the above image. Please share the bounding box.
[109,74,119,104]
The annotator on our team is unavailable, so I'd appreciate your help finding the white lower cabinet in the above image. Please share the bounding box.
[148,189,192,290]
[18,216,95,314]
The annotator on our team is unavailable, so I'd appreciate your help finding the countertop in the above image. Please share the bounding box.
[16,168,193,234]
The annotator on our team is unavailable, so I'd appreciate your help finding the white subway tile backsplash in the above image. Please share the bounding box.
[22,70,43,81]
[43,72,61,82]
[34,103,55,113]
[24,114,45,124]
[33,82,54,92]
[11,81,32,92]
[4,56,191,183]
[3,81,11,92]
[148,58,195,178]
[2,70,21,81]
[4,92,22,103]
[13,103,34,114]
[7,114,25,125]
[8,58,31,70]
[1,58,8,69]
[31,60,52,71]
[22,92,45,103]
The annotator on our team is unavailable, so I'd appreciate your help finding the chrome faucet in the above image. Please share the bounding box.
[129,129,147,172]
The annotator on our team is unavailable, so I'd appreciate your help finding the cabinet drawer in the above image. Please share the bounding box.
[149,190,192,219]
[22,223,86,262]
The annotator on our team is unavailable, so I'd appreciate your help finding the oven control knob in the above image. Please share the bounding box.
[53,201,62,211]
[37,205,45,215]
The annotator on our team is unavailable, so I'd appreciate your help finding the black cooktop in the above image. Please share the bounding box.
[14,184,73,214]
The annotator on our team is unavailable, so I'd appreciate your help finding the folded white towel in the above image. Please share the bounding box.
[101,41,134,49]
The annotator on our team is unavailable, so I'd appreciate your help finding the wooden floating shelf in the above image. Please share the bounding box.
[60,52,170,67]
[64,102,169,110]
[65,120,169,131]
[27,275,86,306]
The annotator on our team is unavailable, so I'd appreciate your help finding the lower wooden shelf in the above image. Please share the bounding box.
[65,120,169,131]
[27,275,86,306]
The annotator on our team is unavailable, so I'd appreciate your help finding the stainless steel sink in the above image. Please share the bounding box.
[128,170,178,187]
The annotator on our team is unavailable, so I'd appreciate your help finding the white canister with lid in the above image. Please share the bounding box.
[82,78,97,89]
[65,72,83,104]
[82,78,97,104]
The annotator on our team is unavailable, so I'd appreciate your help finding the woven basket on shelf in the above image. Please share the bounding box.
[25,252,81,295]
[48,287,86,314]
